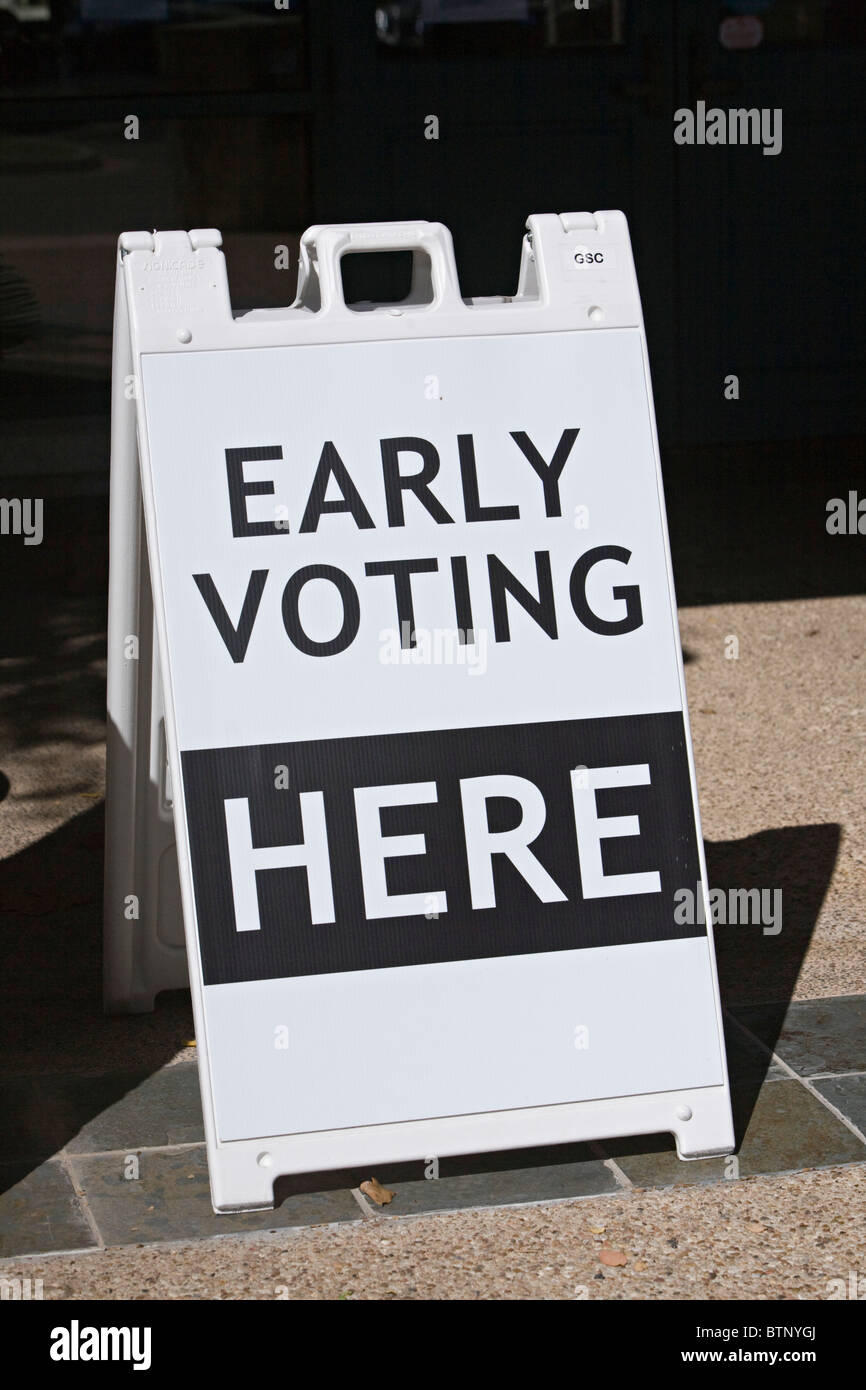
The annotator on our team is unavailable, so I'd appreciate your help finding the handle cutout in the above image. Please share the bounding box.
[340,249,434,312]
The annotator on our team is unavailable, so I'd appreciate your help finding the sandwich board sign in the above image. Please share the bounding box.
[105,214,734,1211]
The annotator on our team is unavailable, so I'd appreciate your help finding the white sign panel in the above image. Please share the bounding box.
[119,216,734,1209]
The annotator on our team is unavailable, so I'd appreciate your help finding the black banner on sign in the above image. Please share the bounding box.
[182,711,703,986]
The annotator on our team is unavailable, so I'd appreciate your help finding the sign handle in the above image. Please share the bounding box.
[296,220,466,316]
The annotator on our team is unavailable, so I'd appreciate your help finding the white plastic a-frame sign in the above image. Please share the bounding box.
[105,214,734,1211]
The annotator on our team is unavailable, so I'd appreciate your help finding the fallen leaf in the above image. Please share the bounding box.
[360,1177,395,1206]
[600,1247,627,1268]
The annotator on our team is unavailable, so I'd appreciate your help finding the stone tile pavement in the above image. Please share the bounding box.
[1,997,863,1259]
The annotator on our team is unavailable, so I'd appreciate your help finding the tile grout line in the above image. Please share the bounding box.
[801,1069,866,1081]
[3,1140,207,1169]
[56,1149,105,1253]
[602,1157,633,1189]
[590,1141,632,1190]
[350,1188,378,1219]
[375,1188,637,1225]
[62,1140,206,1161]
[727,1015,866,1147]
[783,1068,866,1146]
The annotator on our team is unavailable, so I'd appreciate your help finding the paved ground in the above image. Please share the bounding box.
[0,994,865,1272]
[8,1165,865,1301]
[0,479,864,1298]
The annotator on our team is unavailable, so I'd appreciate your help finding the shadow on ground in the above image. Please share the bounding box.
[0,795,838,1198]
[0,804,193,1196]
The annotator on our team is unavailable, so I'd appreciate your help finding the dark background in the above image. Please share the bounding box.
[1,1,864,604]
[0,0,861,1194]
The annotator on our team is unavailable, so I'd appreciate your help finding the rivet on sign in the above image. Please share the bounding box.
[588,305,604,323]
[676,1105,693,1121]
[257,1151,273,1168]
[176,327,193,343]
